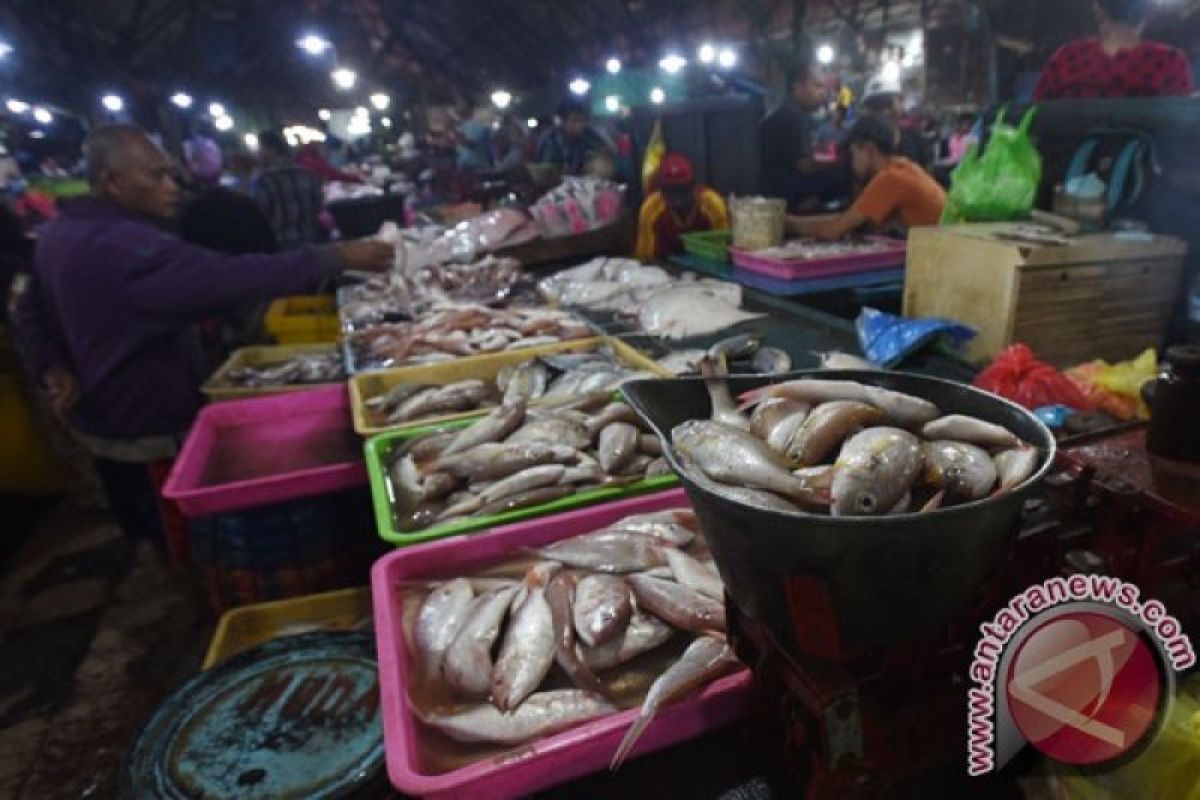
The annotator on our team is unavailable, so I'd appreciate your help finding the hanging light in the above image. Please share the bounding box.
[32,107,51,124]
[317,108,331,121]
[381,116,392,128]
[649,87,666,105]
[370,92,390,111]
[659,53,687,74]
[568,77,590,96]
[817,44,835,65]
[208,101,226,118]
[698,43,716,64]
[214,115,234,132]
[6,99,29,114]
[347,115,371,136]
[29,130,45,139]
[0,42,12,59]
[881,60,901,83]
[604,95,620,113]
[296,33,332,56]
[170,92,193,109]
[353,105,369,118]
[101,94,124,113]
[331,67,357,90]
[527,117,539,128]
[490,89,512,110]
[243,132,259,150]
[717,47,737,69]
[605,57,621,74]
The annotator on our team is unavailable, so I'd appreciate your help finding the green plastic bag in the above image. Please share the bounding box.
[942,108,1042,224]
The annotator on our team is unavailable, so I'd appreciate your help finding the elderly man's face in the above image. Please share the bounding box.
[100,135,181,220]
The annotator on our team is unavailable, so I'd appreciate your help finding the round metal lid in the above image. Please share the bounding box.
[122,632,383,799]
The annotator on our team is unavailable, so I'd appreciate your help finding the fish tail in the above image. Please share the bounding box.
[920,490,945,512]
[735,386,770,411]
[610,711,655,770]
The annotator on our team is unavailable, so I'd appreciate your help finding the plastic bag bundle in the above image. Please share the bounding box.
[973,343,1090,410]
[855,307,975,368]
[942,108,1042,223]
[1065,347,1157,420]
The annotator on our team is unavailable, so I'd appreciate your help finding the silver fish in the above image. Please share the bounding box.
[403,430,457,462]
[604,509,697,547]
[390,453,424,500]
[646,457,672,477]
[506,415,592,450]
[415,690,616,746]
[831,427,922,516]
[532,530,669,573]
[443,585,518,698]
[816,351,875,370]
[598,422,640,473]
[476,485,575,516]
[477,464,568,505]
[663,548,724,600]
[750,397,810,447]
[921,415,1024,450]
[421,472,460,502]
[888,491,912,515]
[610,636,740,768]
[750,347,792,374]
[700,356,750,431]
[586,403,641,439]
[638,434,663,456]
[546,572,608,696]
[786,400,886,467]
[671,420,827,507]
[414,577,474,676]
[684,461,808,513]
[500,361,550,404]
[389,380,490,423]
[616,453,653,477]
[432,442,579,481]
[493,563,560,711]
[708,333,762,362]
[439,402,526,457]
[744,379,940,427]
[367,381,430,412]
[436,490,484,521]
[582,611,675,670]
[921,440,998,502]
[625,573,726,634]
[993,447,1039,493]
[573,574,633,647]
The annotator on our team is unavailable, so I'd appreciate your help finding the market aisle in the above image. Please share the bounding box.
[0,500,209,799]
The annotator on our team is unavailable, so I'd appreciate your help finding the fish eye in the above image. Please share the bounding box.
[857,493,876,512]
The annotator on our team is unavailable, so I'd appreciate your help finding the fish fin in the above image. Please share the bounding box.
[610,711,654,770]
[920,490,945,512]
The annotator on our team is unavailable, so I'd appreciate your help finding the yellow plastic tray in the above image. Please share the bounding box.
[264,294,340,344]
[202,586,372,669]
[348,336,668,437]
[201,343,344,401]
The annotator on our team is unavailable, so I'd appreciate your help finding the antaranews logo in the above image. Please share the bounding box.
[966,575,1195,776]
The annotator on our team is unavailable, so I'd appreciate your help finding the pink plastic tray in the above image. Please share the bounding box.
[731,236,906,280]
[163,385,366,518]
[371,489,751,799]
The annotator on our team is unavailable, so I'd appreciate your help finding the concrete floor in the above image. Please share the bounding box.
[0,497,209,799]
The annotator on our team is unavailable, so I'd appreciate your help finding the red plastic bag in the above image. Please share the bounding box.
[973,344,1091,410]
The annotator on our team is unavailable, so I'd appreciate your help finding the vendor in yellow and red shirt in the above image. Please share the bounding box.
[634,153,729,262]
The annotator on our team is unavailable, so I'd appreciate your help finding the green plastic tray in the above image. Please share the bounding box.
[682,230,731,264]
[364,418,678,547]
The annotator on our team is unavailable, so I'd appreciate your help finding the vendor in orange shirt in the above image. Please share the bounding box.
[786,114,945,241]
[635,153,729,262]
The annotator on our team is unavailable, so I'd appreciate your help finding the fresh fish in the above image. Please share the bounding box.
[616,454,653,477]
[640,566,675,580]
[816,351,875,370]
[741,379,940,427]
[402,430,457,462]
[414,577,474,676]
[921,440,998,502]
[793,465,835,491]
[421,472,460,502]
[390,453,424,500]
[532,530,669,573]
[499,361,550,404]
[388,379,490,423]
[468,577,519,593]
[921,415,1024,450]
[582,611,675,670]
[586,403,641,439]
[638,434,662,455]
[493,563,560,711]
[548,391,613,414]
[786,400,886,467]
[685,468,806,513]
[506,414,592,450]
[573,574,633,647]
[708,333,762,362]
[750,347,792,374]
[656,349,707,376]
[663,548,724,600]
[443,585,518,698]
[475,485,575,516]
[637,284,765,339]
[598,422,640,473]
[993,447,1039,493]
[545,572,608,696]
[604,509,697,547]
[439,402,526,456]
[436,491,484,521]
[477,464,568,505]
[700,356,750,431]
[749,397,811,454]
[367,381,431,412]
[671,420,827,507]
[559,462,607,485]
[646,458,672,477]
[416,690,616,746]
[831,427,922,516]
[432,442,578,481]
[611,636,740,768]
[625,573,726,634]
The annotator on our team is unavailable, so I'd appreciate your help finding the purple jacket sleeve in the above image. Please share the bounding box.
[116,225,340,318]
[12,272,70,378]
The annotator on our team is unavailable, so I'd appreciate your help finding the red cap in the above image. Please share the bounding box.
[658,153,694,187]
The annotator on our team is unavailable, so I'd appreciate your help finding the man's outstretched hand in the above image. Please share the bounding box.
[336,240,396,273]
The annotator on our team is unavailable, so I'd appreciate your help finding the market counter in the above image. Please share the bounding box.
[905,223,1187,366]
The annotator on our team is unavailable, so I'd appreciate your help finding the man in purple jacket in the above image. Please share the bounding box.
[14,125,393,548]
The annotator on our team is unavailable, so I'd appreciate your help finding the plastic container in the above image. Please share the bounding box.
[730,236,907,280]
[264,295,340,344]
[729,196,785,251]
[370,489,751,799]
[201,343,344,402]
[349,337,668,436]
[365,418,678,547]
[203,586,373,668]
[162,386,366,518]
[681,230,732,263]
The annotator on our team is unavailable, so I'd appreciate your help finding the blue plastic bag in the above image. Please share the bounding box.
[855,307,975,368]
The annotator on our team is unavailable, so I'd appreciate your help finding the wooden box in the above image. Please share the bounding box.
[904,224,1187,366]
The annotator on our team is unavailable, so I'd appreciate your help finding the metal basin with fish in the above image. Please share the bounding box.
[621,370,1056,659]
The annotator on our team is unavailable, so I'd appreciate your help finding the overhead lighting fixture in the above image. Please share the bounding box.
[370,92,390,111]
[490,89,512,110]
[381,116,392,128]
[659,53,687,74]
[6,99,28,114]
[353,105,369,118]
[101,94,124,113]
[214,115,234,132]
[649,86,666,105]
[296,33,332,56]
[527,117,539,129]
[331,67,357,90]
[32,107,51,124]
[317,108,331,121]
[604,95,620,113]
[817,44,835,65]
[568,77,590,96]
[698,43,716,64]
[243,132,259,150]
[208,102,226,118]
[170,92,193,109]
[881,59,901,83]
[605,57,621,74]
[0,42,12,59]
[29,130,45,139]
[717,47,737,69]
[347,115,371,136]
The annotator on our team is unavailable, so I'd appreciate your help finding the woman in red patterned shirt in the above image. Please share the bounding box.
[1034,0,1193,100]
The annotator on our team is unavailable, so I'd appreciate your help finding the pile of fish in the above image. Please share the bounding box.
[669,364,1041,516]
[364,347,657,426]
[654,333,792,377]
[751,237,891,262]
[347,303,595,372]
[222,352,345,387]
[407,508,739,767]
[538,258,764,340]
[389,398,670,530]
